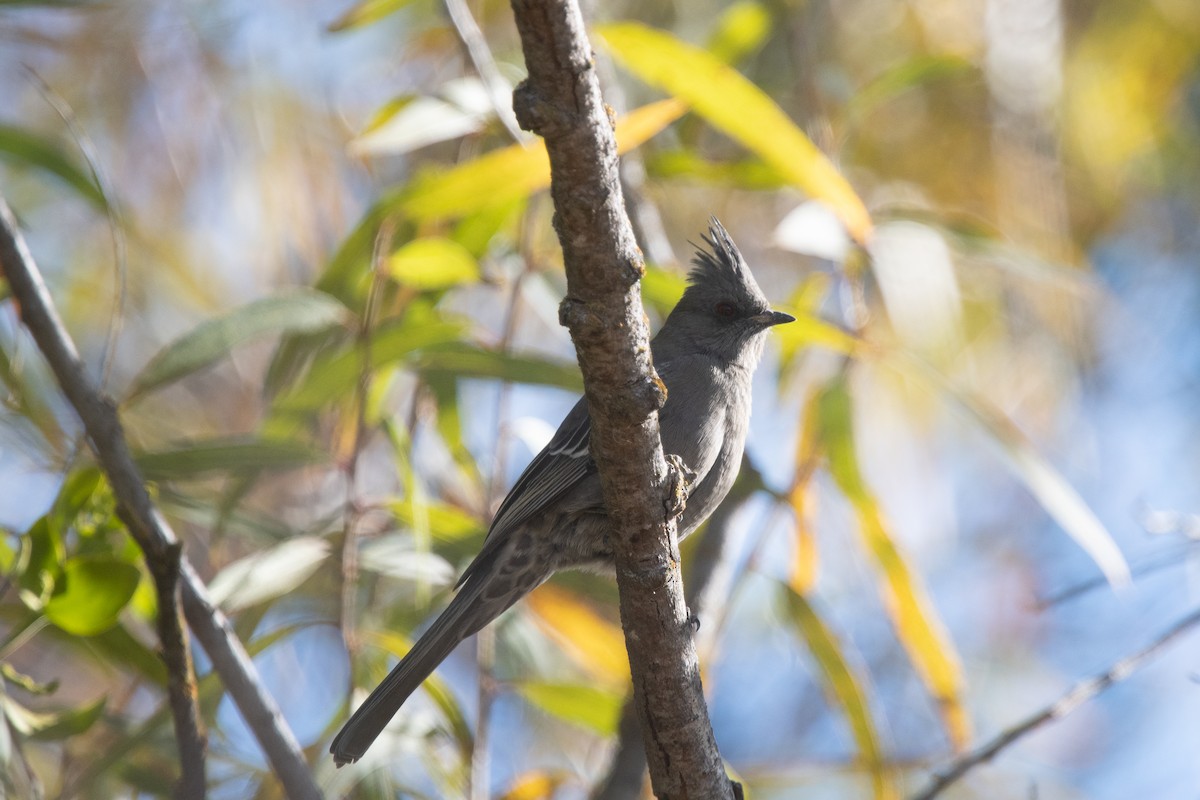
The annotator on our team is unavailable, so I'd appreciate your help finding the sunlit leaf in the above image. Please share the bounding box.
[2,694,106,741]
[787,389,824,594]
[207,536,330,612]
[707,0,772,64]
[357,535,455,585]
[386,237,480,290]
[891,353,1132,588]
[598,22,873,243]
[816,374,970,748]
[516,681,623,735]
[390,500,484,545]
[327,0,417,31]
[498,771,567,800]
[772,311,859,358]
[128,288,351,399]
[0,125,105,208]
[387,99,686,223]
[351,96,487,156]
[134,436,326,480]
[526,585,628,687]
[44,556,140,636]
[782,587,896,800]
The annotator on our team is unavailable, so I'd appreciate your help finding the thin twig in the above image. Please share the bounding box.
[150,541,207,799]
[0,196,321,800]
[22,67,128,393]
[445,0,525,145]
[910,605,1200,800]
[340,219,393,657]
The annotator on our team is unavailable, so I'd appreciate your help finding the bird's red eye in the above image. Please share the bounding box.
[714,302,738,319]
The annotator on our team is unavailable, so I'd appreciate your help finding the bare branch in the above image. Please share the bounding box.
[911,605,1200,800]
[0,196,321,800]
[445,0,526,144]
[507,1,735,797]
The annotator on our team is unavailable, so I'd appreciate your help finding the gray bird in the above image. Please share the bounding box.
[331,218,793,766]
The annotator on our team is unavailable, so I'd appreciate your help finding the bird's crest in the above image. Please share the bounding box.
[686,217,767,307]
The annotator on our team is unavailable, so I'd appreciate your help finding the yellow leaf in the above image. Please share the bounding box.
[526,584,629,688]
[817,374,970,749]
[328,0,417,32]
[787,389,824,594]
[784,588,897,800]
[598,22,873,244]
[706,1,772,64]
[387,237,479,290]
[499,771,567,800]
[389,99,686,223]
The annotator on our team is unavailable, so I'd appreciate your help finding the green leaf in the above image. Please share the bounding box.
[846,55,976,125]
[641,265,688,316]
[272,314,468,411]
[707,0,772,64]
[0,125,105,208]
[128,288,351,400]
[387,237,480,290]
[207,536,330,612]
[516,681,623,735]
[390,500,484,544]
[385,99,686,223]
[44,556,140,636]
[327,0,418,31]
[598,23,872,243]
[134,436,327,480]
[412,344,582,391]
[0,662,58,696]
[16,516,63,607]
[782,587,896,800]
[2,694,106,741]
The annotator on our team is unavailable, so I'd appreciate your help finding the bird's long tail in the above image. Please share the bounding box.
[330,549,544,766]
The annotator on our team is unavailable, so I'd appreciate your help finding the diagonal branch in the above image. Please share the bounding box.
[911,604,1200,800]
[0,196,321,800]
[507,1,735,798]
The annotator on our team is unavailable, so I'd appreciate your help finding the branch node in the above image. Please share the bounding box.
[513,78,572,137]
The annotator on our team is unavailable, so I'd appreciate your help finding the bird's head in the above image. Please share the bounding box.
[659,218,794,367]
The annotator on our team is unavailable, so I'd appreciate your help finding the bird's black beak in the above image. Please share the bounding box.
[751,310,796,327]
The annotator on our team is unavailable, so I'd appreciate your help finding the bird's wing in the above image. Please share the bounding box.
[455,396,595,588]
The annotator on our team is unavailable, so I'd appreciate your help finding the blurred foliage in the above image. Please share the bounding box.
[1,0,1198,798]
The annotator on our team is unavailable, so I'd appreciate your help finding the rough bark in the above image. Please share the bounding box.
[507,2,735,798]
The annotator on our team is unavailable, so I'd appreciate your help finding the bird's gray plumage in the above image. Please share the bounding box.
[330,218,793,766]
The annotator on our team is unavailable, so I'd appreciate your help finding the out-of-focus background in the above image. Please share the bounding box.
[1,0,1198,798]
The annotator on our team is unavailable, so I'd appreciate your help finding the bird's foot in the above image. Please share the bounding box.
[663,454,697,520]
[685,609,701,634]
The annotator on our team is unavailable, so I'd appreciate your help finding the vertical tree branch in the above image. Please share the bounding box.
[148,541,207,799]
[0,196,321,800]
[507,2,735,798]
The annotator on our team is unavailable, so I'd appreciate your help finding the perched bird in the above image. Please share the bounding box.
[331,218,793,766]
